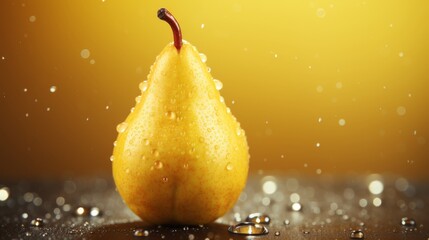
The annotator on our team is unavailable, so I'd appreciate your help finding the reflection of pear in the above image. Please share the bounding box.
[112,8,249,225]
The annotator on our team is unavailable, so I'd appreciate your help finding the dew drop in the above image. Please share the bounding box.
[284,219,290,225]
[214,79,223,90]
[199,53,207,63]
[316,142,321,148]
[113,141,117,146]
[154,161,163,169]
[134,229,149,237]
[339,118,346,126]
[166,111,176,120]
[401,217,416,227]
[109,155,115,162]
[350,229,364,239]
[135,95,141,103]
[116,122,128,133]
[226,162,233,171]
[49,86,57,93]
[30,218,44,227]
[237,128,242,136]
[80,49,90,59]
[139,80,148,92]
[228,222,269,235]
[246,213,271,224]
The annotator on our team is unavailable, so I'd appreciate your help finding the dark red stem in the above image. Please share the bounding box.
[157,8,182,51]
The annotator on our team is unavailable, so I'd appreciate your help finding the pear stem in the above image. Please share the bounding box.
[157,8,182,51]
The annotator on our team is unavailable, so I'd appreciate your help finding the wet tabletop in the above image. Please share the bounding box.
[1,173,428,240]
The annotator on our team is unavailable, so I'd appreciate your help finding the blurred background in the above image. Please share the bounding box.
[0,0,427,179]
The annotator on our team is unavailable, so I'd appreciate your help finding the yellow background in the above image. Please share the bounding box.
[0,0,428,179]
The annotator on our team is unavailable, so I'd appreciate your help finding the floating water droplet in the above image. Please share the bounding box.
[246,213,271,224]
[110,155,115,162]
[30,218,43,227]
[226,162,233,171]
[396,106,406,116]
[318,117,323,123]
[339,118,346,126]
[350,229,364,239]
[316,142,321,148]
[228,222,269,235]
[23,88,28,92]
[154,161,163,169]
[134,229,149,237]
[166,111,176,120]
[139,81,148,92]
[135,95,141,103]
[214,79,223,90]
[50,86,57,93]
[80,49,90,59]
[199,53,207,63]
[401,217,416,227]
[116,122,128,133]
[29,15,36,22]
[316,8,326,18]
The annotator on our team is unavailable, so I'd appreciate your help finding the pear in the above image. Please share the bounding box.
[112,8,249,225]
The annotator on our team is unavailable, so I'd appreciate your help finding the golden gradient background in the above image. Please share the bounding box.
[0,1,428,179]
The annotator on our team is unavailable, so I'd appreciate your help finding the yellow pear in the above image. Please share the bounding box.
[112,8,249,225]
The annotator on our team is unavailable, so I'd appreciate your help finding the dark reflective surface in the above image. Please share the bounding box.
[1,174,428,239]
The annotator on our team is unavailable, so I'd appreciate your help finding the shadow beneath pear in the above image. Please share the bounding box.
[83,221,255,240]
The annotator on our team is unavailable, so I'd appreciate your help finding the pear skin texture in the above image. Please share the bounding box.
[112,41,249,225]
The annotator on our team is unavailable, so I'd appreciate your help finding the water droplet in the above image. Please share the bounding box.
[245,213,271,224]
[116,122,128,133]
[152,149,159,157]
[396,106,406,116]
[228,222,269,235]
[284,219,290,225]
[0,187,9,201]
[80,49,90,59]
[275,231,280,236]
[214,79,223,90]
[113,141,117,146]
[201,23,205,29]
[368,180,384,195]
[166,111,176,120]
[220,96,225,103]
[134,229,149,237]
[29,15,36,22]
[154,161,163,169]
[372,197,382,207]
[350,229,364,239]
[318,117,323,123]
[135,95,141,103]
[30,218,44,227]
[316,8,326,18]
[144,139,150,145]
[23,88,28,92]
[89,207,102,217]
[401,217,416,227]
[50,86,57,93]
[162,177,168,183]
[262,180,277,194]
[226,162,233,171]
[339,118,346,126]
[199,53,207,63]
[316,142,321,148]
[237,128,242,136]
[291,202,302,211]
[139,80,148,92]
[110,155,115,162]
[89,59,96,64]
[316,85,324,93]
